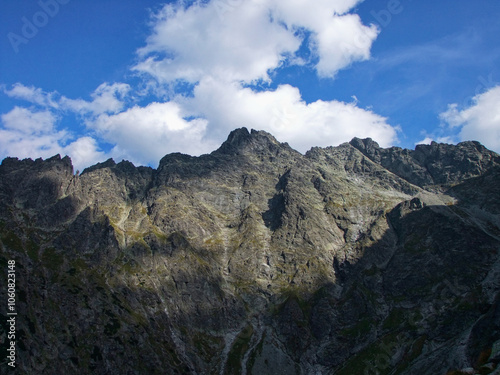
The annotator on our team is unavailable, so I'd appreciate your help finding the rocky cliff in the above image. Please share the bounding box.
[1,128,499,374]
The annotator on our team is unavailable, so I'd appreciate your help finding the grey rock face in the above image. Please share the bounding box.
[350,137,500,188]
[1,128,499,374]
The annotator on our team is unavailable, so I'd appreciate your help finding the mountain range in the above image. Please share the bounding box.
[1,127,500,374]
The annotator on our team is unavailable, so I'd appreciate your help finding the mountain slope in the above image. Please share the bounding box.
[1,128,499,374]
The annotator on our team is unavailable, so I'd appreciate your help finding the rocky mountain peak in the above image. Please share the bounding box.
[349,136,381,154]
[81,158,117,175]
[1,153,73,175]
[214,127,291,156]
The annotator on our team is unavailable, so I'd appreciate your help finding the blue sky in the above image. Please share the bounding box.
[1,0,499,170]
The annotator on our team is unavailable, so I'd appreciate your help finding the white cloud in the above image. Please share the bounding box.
[1,83,131,169]
[126,0,389,159]
[135,0,300,84]
[78,79,397,164]
[0,107,107,171]
[313,14,378,77]
[88,101,216,166]
[62,137,108,171]
[183,78,398,151]
[270,0,378,77]
[4,82,131,116]
[61,83,131,115]
[1,84,215,168]
[4,84,59,109]
[134,0,377,83]
[440,86,500,152]
[1,106,58,134]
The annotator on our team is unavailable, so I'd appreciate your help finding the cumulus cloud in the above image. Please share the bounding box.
[61,83,131,115]
[3,82,131,116]
[1,83,131,169]
[270,0,378,77]
[440,86,500,152]
[81,79,397,165]
[127,0,392,157]
[1,106,58,134]
[134,0,377,83]
[4,84,60,109]
[63,137,109,171]
[88,101,216,166]
[182,78,398,150]
[313,14,378,77]
[0,107,106,171]
[135,0,299,83]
